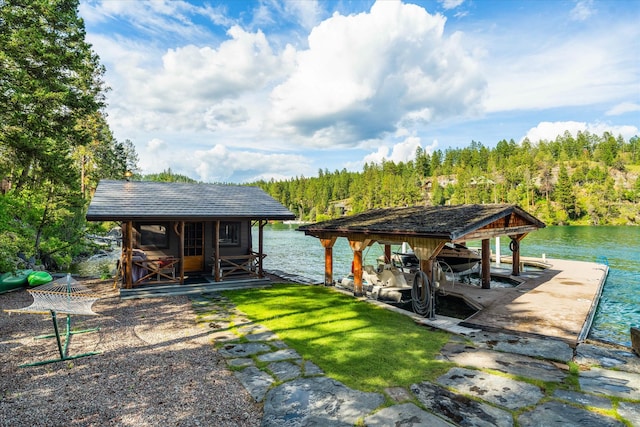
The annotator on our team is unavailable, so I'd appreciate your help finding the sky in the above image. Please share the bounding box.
[79,0,640,183]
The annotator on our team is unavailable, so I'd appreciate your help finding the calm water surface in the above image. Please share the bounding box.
[255,224,640,347]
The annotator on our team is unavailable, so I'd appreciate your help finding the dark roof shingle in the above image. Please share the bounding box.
[86,180,296,221]
[298,204,545,241]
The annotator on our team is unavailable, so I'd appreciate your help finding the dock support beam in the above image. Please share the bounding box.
[320,237,336,286]
[348,239,371,297]
[481,239,491,289]
[509,233,527,276]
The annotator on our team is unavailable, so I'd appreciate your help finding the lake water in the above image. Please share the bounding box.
[255,224,640,348]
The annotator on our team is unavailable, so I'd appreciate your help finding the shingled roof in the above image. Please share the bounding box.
[86,180,296,222]
[298,204,545,242]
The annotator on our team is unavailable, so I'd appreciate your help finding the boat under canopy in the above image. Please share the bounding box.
[298,204,546,316]
[385,242,482,274]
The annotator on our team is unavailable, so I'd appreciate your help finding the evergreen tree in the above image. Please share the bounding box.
[415,146,431,178]
[554,163,577,221]
[1,0,107,190]
[0,0,118,268]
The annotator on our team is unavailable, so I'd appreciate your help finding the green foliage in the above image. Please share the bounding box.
[0,194,36,271]
[144,168,197,183]
[1,0,105,190]
[254,131,640,226]
[0,0,139,272]
[554,163,577,221]
[224,284,452,392]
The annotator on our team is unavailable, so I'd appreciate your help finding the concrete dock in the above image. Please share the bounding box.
[440,258,609,345]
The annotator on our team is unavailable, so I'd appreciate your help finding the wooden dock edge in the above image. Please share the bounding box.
[577,264,609,343]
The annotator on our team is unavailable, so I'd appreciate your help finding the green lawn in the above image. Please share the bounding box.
[223,283,452,392]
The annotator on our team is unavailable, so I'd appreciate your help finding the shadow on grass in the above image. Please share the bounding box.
[223,283,453,392]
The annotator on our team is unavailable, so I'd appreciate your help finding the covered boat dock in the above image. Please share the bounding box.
[299,204,610,345]
[298,203,545,297]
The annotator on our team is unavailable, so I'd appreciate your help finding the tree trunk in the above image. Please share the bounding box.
[34,187,54,260]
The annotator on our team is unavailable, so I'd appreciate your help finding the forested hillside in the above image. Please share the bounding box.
[254,132,640,226]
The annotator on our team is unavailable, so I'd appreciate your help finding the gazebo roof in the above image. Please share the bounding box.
[298,204,545,243]
[86,180,296,222]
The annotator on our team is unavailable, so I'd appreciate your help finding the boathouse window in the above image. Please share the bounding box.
[138,223,169,249]
[216,222,240,247]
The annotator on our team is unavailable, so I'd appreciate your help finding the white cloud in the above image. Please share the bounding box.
[94,26,287,135]
[204,102,250,130]
[81,0,639,183]
[523,121,639,142]
[361,134,439,167]
[388,136,423,163]
[362,146,391,166]
[269,1,486,147]
[606,102,640,116]
[190,145,312,182]
[147,138,167,151]
[570,0,595,22]
[249,0,322,35]
[150,27,279,101]
[136,143,312,183]
[283,0,323,31]
[440,0,465,10]
[81,0,221,42]
[484,19,638,113]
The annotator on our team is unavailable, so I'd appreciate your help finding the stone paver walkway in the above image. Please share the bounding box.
[191,293,640,427]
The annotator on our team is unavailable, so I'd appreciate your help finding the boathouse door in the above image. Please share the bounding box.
[183,222,204,272]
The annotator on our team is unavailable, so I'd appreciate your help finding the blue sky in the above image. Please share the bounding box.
[79,0,640,183]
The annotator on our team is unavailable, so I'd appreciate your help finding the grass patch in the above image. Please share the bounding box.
[223,283,452,392]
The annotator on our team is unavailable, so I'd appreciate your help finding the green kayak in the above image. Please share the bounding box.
[27,271,53,286]
[0,269,33,293]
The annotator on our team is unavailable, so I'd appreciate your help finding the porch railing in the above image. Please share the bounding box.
[212,251,265,281]
[131,257,180,286]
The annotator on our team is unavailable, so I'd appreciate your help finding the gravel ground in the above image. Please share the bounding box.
[0,280,262,426]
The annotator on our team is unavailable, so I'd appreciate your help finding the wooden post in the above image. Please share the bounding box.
[384,244,392,264]
[178,221,185,284]
[510,233,527,276]
[320,237,337,286]
[511,237,520,276]
[481,238,491,289]
[420,258,433,281]
[258,220,265,278]
[214,220,220,281]
[419,257,435,319]
[349,239,371,297]
[125,221,133,289]
[353,249,363,296]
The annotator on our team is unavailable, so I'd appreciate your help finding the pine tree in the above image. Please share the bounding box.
[0,0,115,267]
[1,0,107,191]
[554,163,577,220]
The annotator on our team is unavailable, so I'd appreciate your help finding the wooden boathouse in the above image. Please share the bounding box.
[300,204,613,345]
[298,204,546,297]
[86,180,295,290]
